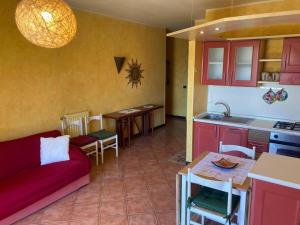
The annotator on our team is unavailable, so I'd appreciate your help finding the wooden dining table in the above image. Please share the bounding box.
[103,104,163,146]
[176,151,255,225]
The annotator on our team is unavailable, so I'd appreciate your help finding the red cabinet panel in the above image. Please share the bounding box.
[193,123,249,159]
[248,141,269,153]
[193,122,219,159]
[280,38,300,85]
[280,72,300,85]
[229,40,260,87]
[282,38,300,73]
[202,41,229,86]
[219,125,248,157]
[219,125,248,146]
[250,179,300,225]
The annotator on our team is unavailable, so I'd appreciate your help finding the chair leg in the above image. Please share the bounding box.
[115,136,119,158]
[95,142,99,166]
[201,216,205,225]
[186,208,191,225]
[100,141,104,164]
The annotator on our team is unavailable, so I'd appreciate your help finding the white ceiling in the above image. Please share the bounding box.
[65,0,276,31]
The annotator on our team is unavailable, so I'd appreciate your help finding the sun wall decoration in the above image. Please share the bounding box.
[126,59,144,88]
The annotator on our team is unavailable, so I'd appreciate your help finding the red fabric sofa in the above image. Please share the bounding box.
[0,130,91,225]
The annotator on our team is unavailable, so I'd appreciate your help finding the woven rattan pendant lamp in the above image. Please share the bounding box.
[15,0,77,48]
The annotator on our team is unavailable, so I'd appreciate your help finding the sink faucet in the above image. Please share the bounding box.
[215,102,231,117]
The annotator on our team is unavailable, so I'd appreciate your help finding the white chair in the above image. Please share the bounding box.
[187,168,239,225]
[219,142,256,159]
[61,117,99,165]
[85,114,118,164]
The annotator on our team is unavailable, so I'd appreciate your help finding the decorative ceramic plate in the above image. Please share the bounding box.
[211,158,239,169]
[276,88,288,102]
[263,88,276,104]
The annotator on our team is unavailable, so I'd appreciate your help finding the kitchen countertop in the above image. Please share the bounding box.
[248,153,300,190]
[194,112,300,136]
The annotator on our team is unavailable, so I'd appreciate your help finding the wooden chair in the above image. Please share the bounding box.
[85,114,118,164]
[219,141,256,159]
[187,168,239,225]
[61,117,99,165]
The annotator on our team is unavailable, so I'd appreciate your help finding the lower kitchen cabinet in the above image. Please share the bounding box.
[250,179,300,225]
[219,125,248,146]
[219,125,248,157]
[193,122,219,159]
[248,140,269,153]
[193,122,249,159]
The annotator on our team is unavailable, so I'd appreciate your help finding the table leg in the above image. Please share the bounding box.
[143,113,149,136]
[121,119,126,147]
[116,120,123,147]
[127,117,131,146]
[181,175,187,225]
[150,111,154,136]
[238,190,247,225]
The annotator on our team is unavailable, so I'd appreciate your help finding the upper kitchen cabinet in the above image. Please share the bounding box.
[201,40,260,87]
[202,41,229,85]
[280,37,300,85]
[229,40,260,87]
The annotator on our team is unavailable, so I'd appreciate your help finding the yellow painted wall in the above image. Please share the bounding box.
[0,0,166,141]
[206,0,300,21]
[185,40,207,162]
[166,38,188,117]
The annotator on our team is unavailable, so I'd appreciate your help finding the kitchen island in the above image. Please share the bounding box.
[248,153,300,225]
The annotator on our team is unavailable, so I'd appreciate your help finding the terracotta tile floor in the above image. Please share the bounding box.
[15,118,187,225]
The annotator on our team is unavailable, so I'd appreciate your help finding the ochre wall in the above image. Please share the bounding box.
[205,0,300,38]
[205,0,300,21]
[186,40,208,162]
[166,38,188,117]
[0,0,166,141]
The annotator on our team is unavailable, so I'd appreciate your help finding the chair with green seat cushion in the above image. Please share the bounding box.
[187,168,240,225]
[84,114,118,164]
[89,130,117,140]
[191,187,240,215]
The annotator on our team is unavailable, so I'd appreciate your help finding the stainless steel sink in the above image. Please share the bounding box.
[221,116,254,124]
[202,113,254,124]
[202,114,225,120]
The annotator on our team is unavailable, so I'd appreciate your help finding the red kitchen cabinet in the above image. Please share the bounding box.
[280,37,300,85]
[193,122,249,159]
[219,125,248,146]
[250,179,300,225]
[201,40,260,87]
[219,125,248,157]
[229,40,260,87]
[193,122,219,159]
[248,141,269,153]
[202,41,229,85]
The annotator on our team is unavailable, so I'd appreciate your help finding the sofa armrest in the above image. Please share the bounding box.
[69,145,91,171]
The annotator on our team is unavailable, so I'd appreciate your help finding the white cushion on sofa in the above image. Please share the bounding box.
[40,135,70,165]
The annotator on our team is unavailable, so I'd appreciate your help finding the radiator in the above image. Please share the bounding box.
[61,111,89,137]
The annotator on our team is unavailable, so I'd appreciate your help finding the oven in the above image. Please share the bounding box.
[269,132,300,158]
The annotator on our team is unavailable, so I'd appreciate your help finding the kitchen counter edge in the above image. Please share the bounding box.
[194,113,300,136]
[248,153,300,190]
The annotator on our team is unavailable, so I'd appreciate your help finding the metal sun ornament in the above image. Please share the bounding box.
[15,0,77,48]
[126,59,144,88]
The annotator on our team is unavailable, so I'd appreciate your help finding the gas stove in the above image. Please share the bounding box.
[273,121,300,131]
[271,121,300,158]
